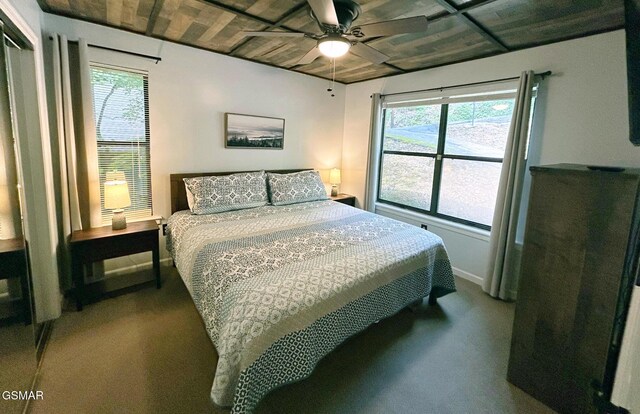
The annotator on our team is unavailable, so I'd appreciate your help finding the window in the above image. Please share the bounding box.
[378,90,526,230]
[90,65,151,225]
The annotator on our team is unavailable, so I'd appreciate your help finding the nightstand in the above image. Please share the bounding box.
[70,220,160,311]
[0,238,30,323]
[330,193,356,207]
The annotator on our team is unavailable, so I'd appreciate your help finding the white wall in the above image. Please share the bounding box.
[42,14,346,273]
[342,30,638,283]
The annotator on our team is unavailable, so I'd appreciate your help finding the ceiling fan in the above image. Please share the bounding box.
[242,0,429,66]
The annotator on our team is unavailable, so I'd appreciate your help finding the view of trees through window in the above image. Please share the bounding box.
[91,66,151,224]
[379,97,516,228]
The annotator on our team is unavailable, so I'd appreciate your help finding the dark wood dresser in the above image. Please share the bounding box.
[508,164,640,414]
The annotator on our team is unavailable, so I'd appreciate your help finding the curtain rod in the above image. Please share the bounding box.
[380,71,552,98]
[89,44,161,64]
[48,36,161,63]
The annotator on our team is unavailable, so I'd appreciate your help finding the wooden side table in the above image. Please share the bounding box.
[330,193,356,207]
[70,220,160,311]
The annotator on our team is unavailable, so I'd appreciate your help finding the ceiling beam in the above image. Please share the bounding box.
[289,58,405,77]
[145,0,165,36]
[359,0,500,50]
[427,0,499,24]
[196,0,300,33]
[229,1,312,56]
[350,0,502,72]
[432,0,509,52]
[383,62,405,73]
[262,1,310,30]
[461,13,509,52]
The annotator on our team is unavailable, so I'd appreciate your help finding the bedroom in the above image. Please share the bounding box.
[0,0,639,413]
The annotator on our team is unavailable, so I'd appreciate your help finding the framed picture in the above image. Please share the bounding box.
[224,113,285,149]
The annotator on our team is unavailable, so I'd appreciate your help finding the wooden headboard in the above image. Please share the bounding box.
[170,169,312,215]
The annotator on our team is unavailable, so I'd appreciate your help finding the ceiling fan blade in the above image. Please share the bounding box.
[307,0,339,27]
[297,46,322,65]
[353,16,429,37]
[351,43,389,64]
[242,31,306,38]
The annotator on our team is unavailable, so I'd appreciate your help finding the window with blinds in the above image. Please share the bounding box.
[90,65,151,225]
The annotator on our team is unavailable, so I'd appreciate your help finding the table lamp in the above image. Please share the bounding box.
[104,172,131,230]
[329,168,341,197]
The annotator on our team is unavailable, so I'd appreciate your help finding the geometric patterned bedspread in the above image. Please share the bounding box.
[166,200,455,413]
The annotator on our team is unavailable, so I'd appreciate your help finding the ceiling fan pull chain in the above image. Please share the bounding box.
[327,58,332,93]
[331,58,336,97]
[327,57,336,97]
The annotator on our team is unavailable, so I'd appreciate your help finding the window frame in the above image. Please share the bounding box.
[90,63,152,225]
[376,101,508,231]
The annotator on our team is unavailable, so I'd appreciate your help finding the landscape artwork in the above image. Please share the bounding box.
[225,113,285,149]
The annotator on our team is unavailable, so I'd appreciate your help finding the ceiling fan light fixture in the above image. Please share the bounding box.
[318,37,351,58]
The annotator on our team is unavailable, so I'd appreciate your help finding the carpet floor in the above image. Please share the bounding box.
[29,267,555,414]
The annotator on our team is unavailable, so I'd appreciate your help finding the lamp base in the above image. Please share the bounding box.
[112,209,127,230]
[331,185,339,197]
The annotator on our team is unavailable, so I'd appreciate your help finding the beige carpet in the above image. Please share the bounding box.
[29,268,554,414]
[0,320,37,414]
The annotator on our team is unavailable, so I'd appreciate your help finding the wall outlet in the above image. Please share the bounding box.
[421,224,428,230]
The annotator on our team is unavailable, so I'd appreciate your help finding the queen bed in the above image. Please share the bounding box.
[166,169,456,414]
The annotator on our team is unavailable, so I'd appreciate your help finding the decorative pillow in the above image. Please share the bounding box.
[267,170,329,206]
[183,171,268,214]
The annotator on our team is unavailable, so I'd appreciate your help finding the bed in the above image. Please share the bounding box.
[166,170,456,414]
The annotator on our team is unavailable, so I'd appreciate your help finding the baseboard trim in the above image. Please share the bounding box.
[452,267,483,286]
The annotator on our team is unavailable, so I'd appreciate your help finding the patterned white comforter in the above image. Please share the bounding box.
[166,200,455,413]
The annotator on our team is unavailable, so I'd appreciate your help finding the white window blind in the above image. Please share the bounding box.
[90,65,152,225]
[383,90,519,109]
[381,79,521,107]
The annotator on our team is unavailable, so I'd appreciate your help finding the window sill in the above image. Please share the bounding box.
[375,203,491,242]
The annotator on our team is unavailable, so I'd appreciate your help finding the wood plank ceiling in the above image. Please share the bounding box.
[36,0,625,84]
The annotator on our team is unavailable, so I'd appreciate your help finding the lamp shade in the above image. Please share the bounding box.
[329,168,342,185]
[104,178,131,210]
[0,184,9,216]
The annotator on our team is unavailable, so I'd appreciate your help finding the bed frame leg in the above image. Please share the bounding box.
[428,293,438,306]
